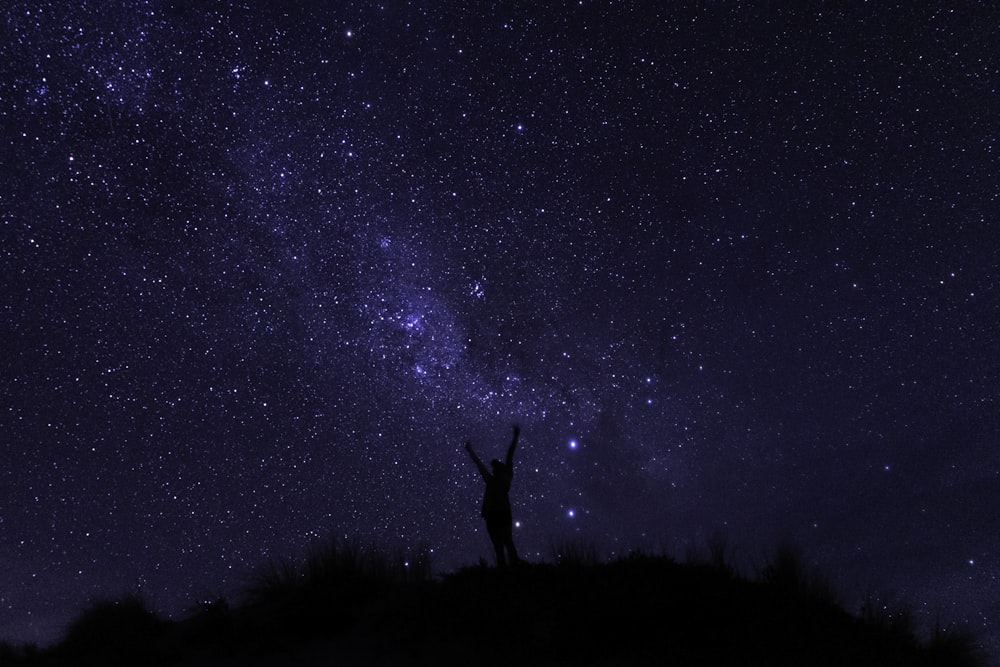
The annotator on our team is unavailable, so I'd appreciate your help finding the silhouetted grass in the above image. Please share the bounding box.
[0,642,38,664]
[927,622,987,667]
[548,536,602,566]
[760,541,840,606]
[232,537,432,651]
[52,592,167,666]
[244,537,430,607]
[706,530,737,576]
[3,536,987,666]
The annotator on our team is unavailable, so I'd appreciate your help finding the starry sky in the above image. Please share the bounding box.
[2,0,998,656]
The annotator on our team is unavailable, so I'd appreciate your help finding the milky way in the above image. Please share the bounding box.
[2,2,998,657]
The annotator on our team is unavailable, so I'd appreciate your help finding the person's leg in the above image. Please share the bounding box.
[494,539,507,568]
[503,522,520,563]
[486,519,507,568]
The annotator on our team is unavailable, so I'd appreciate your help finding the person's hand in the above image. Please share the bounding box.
[513,425,520,438]
[465,441,472,452]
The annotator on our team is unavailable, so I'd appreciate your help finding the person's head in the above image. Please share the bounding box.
[491,459,506,475]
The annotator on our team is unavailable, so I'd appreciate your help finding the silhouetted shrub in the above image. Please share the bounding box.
[761,542,838,605]
[181,596,234,648]
[926,622,986,667]
[684,532,738,577]
[706,531,736,575]
[0,641,37,663]
[55,592,166,665]
[860,590,917,639]
[244,556,302,606]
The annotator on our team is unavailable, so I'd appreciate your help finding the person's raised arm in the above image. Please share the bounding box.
[465,441,490,479]
[506,425,520,471]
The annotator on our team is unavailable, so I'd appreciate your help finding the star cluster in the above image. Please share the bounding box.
[2,1,998,655]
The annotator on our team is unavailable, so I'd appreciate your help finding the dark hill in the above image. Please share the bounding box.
[0,544,985,666]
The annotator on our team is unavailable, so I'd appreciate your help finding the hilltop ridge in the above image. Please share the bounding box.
[0,542,985,666]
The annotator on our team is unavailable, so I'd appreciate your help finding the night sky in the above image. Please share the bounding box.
[2,1,998,656]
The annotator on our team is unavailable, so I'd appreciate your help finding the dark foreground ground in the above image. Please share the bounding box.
[0,546,987,666]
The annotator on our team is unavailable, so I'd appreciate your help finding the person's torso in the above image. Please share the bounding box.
[482,473,512,515]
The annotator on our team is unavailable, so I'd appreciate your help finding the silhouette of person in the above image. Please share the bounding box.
[465,425,521,568]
